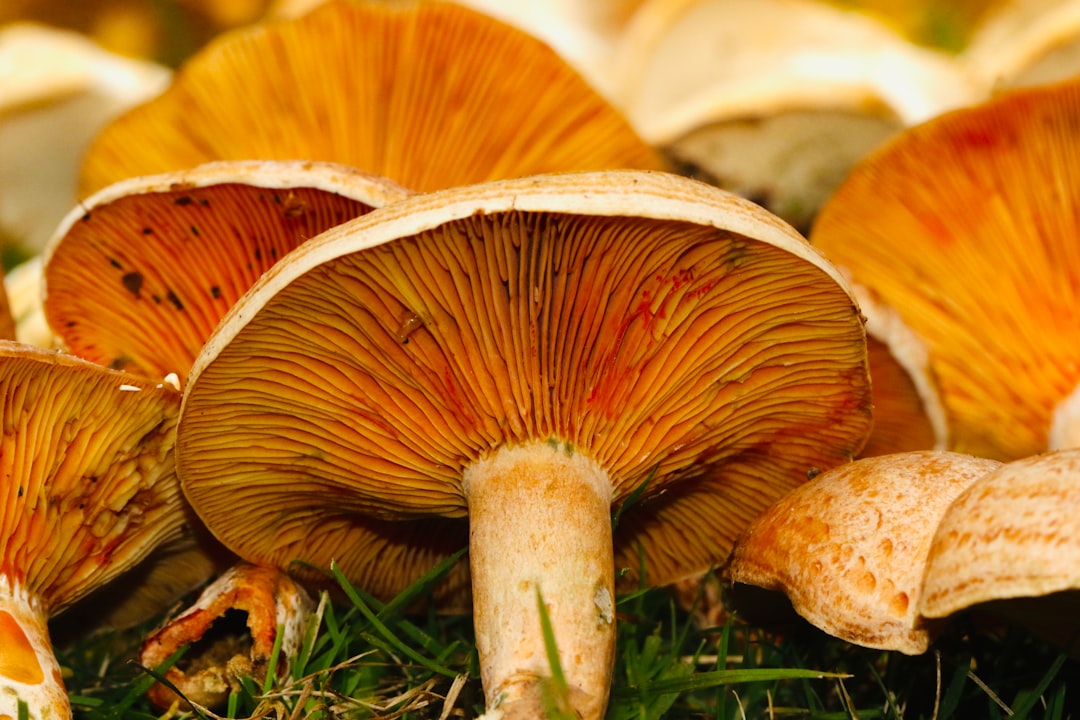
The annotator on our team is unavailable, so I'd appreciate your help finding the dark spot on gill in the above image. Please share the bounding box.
[174,196,194,206]
[200,198,210,207]
[807,467,822,480]
[191,225,200,237]
[270,247,278,259]
[142,227,153,235]
[108,357,129,370]
[122,272,143,297]
[81,212,92,222]
[210,286,221,299]
[109,258,122,269]
[166,290,184,311]
[151,294,161,304]
[253,248,262,261]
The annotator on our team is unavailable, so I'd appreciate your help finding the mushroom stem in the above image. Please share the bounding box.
[0,578,70,720]
[464,440,616,720]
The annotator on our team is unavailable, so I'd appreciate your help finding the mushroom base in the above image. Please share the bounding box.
[463,440,616,720]
[0,578,70,720]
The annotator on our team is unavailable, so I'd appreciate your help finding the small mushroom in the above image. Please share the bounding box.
[726,451,1001,654]
[920,448,1080,650]
[77,0,664,198]
[609,0,979,230]
[43,159,411,382]
[176,169,872,719]
[140,562,314,711]
[0,340,184,720]
[811,76,1080,461]
[0,22,169,256]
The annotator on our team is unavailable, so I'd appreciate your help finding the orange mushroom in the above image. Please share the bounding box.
[176,170,872,719]
[0,341,184,720]
[43,159,410,383]
[811,76,1080,461]
[77,0,664,198]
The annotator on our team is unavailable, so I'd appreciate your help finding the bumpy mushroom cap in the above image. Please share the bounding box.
[920,449,1080,621]
[727,451,1001,654]
[177,170,871,719]
[78,0,663,197]
[0,22,170,256]
[0,340,183,720]
[811,77,1080,461]
[609,0,978,229]
[43,159,410,383]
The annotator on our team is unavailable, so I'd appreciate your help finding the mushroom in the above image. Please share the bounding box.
[43,159,411,382]
[608,0,979,231]
[810,76,1080,461]
[962,0,1080,91]
[0,340,184,720]
[77,0,664,198]
[175,169,872,719]
[140,562,314,711]
[852,282,948,457]
[920,448,1080,652]
[726,451,1001,654]
[0,22,170,257]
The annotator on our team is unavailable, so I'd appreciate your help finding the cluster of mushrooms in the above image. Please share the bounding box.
[2,1,1080,719]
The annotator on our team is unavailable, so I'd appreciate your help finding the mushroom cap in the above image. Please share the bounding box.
[0,22,170,256]
[177,169,872,604]
[611,0,978,144]
[77,0,664,197]
[726,450,1001,654]
[852,281,948,457]
[0,340,184,614]
[920,448,1080,619]
[42,159,411,382]
[810,77,1080,461]
[962,0,1080,90]
[607,0,978,230]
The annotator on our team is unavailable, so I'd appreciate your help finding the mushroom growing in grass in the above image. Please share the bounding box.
[77,0,664,198]
[726,451,1001,654]
[0,340,184,720]
[810,76,1080,461]
[920,448,1080,652]
[43,159,411,383]
[176,169,872,719]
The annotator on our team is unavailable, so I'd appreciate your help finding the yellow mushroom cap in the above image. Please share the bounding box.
[0,340,183,611]
[78,0,664,197]
[43,159,410,382]
[727,451,1001,654]
[811,77,1080,461]
[920,448,1080,620]
[176,169,872,604]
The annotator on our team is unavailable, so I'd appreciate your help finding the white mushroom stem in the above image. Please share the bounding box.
[464,440,616,720]
[0,577,70,720]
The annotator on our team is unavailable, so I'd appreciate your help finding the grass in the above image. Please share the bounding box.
[53,556,1080,720]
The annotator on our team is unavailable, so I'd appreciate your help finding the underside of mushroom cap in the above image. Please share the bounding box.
[177,169,872,601]
[43,159,410,382]
[78,0,663,197]
[0,341,184,612]
[810,77,1080,461]
[727,451,1000,654]
[920,448,1080,620]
